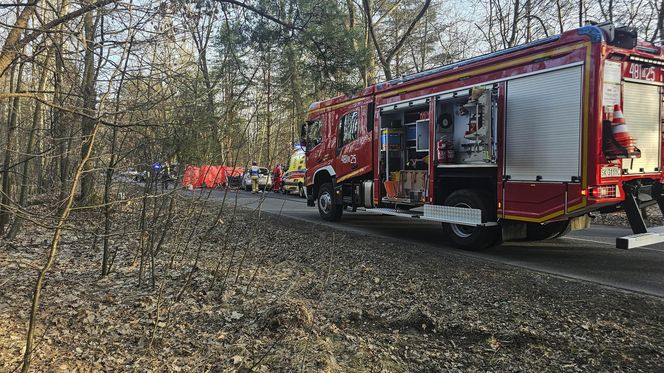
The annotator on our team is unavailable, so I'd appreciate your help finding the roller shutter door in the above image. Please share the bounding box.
[622,82,661,174]
[505,66,583,182]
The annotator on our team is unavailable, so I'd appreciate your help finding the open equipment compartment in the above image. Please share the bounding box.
[379,100,431,206]
[433,85,498,167]
[377,85,500,208]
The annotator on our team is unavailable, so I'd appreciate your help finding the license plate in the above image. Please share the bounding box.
[601,167,621,178]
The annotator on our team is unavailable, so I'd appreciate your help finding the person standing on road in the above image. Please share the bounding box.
[272,163,283,193]
[161,162,171,190]
[250,161,260,194]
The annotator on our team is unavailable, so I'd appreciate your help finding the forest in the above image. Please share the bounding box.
[2,0,664,371]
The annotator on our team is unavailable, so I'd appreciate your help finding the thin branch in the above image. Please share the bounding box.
[213,0,301,30]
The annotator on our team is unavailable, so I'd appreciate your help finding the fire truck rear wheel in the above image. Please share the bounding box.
[317,182,342,221]
[442,189,499,251]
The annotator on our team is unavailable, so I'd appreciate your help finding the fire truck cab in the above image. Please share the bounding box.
[302,23,664,250]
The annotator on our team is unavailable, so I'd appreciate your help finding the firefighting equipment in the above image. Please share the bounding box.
[464,115,478,139]
[611,104,640,157]
[384,180,399,198]
[437,137,455,164]
[463,87,487,108]
[438,112,453,129]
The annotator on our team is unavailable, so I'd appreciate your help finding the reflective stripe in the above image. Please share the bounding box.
[611,124,628,133]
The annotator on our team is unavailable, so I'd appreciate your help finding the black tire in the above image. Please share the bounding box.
[317,182,342,221]
[554,221,572,238]
[245,185,251,191]
[281,185,288,194]
[441,189,499,251]
[526,220,570,241]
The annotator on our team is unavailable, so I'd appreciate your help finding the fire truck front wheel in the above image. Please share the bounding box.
[442,189,499,251]
[317,183,342,221]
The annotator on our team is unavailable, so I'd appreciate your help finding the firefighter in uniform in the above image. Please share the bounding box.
[249,161,260,193]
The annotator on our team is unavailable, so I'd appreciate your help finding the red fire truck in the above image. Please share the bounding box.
[301,23,664,250]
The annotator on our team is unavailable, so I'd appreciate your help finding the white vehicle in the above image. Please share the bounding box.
[243,167,273,191]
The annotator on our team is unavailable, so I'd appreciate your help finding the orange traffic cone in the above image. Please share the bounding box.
[611,104,639,155]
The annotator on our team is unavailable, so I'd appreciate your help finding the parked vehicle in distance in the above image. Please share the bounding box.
[282,148,307,198]
[117,168,139,180]
[282,170,306,198]
[243,167,272,191]
[134,171,147,182]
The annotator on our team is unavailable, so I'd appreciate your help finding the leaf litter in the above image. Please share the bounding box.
[0,191,663,371]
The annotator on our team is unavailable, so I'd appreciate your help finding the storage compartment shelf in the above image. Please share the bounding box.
[437,163,497,168]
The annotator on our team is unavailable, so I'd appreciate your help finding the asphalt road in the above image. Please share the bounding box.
[196,188,664,298]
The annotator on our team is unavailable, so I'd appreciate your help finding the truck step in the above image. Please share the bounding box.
[363,205,498,227]
[364,208,423,219]
[616,226,664,249]
[423,204,484,226]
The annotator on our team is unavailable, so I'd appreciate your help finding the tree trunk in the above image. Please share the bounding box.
[526,0,531,43]
[556,0,565,34]
[102,32,134,276]
[508,0,520,47]
[265,52,272,165]
[364,22,376,85]
[191,13,215,113]
[21,123,100,373]
[78,2,98,204]
[657,0,664,42]
[8,50,51,239]
[55,0,70,200]
[0,62,24,235]
[0,2,39,79]
[609,0,614,23]
[285,41,304,140]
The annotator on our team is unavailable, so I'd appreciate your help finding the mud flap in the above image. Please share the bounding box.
[306,186,315,207]
[333,182,344,205]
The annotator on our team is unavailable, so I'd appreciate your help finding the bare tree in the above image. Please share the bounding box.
[363,0,432,80]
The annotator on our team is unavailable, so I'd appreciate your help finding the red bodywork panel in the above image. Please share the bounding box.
[305,93,375,187]
[306,26,664,223]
